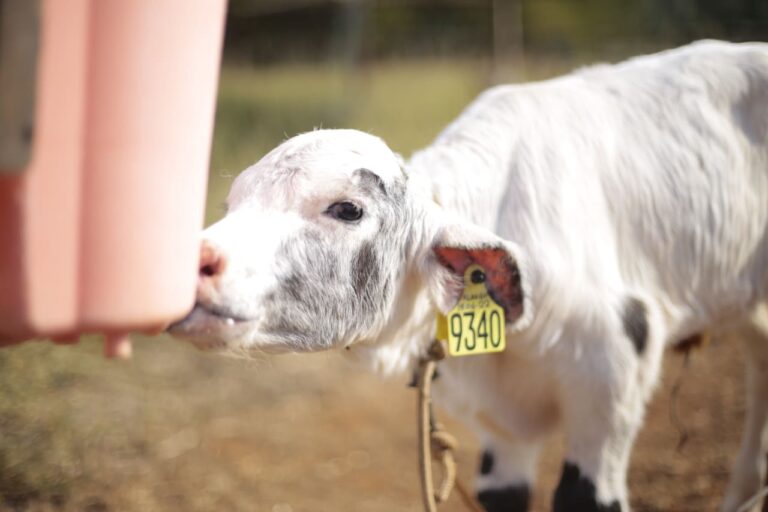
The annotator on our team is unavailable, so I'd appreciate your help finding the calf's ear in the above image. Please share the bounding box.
[422,222,530,330]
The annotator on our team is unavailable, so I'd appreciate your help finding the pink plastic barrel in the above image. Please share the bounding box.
[0,0,226,350]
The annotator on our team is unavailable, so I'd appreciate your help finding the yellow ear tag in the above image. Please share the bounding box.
[435,264,506,356]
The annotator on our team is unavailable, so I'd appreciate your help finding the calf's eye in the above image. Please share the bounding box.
[326,201,363,222]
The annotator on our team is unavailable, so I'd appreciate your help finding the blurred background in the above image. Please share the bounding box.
[1,1,767,510]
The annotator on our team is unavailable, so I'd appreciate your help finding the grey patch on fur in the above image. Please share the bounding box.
[355,168,388,196]
[352,242,380,295]
[260,171,412,351]
[621,297,648,355]
[281,273,304,301]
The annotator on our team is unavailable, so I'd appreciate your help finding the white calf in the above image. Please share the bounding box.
[170,40,768,512]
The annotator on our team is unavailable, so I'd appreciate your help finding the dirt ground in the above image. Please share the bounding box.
[0,329,750,512]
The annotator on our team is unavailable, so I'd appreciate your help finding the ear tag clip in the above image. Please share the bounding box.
[436,264,506,356]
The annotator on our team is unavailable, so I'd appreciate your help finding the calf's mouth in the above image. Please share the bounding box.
[167,302,251,335]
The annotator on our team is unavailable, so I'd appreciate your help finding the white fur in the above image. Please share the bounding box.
[172,41,768,512]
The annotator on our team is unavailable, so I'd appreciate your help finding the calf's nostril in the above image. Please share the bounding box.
[200,263,217,277]
[199,243,224,279]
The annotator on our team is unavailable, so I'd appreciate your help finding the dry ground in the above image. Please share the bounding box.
[0,331,749,512]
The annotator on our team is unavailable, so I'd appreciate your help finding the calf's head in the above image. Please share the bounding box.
[169,129,530,356]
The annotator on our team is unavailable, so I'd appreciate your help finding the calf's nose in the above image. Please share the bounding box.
[199,241,225,281]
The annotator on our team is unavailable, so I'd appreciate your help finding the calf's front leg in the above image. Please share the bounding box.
[474,432,542,512]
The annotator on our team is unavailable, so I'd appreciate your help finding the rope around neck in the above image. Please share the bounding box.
[415,340,484,512]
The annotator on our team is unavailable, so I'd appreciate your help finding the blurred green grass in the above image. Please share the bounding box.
[0,60,490,509]
[205,60,489,225]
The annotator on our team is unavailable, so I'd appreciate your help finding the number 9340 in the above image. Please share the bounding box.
[447,309,505,356]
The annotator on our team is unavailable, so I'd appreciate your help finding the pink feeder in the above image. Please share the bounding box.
[0,0,227,355]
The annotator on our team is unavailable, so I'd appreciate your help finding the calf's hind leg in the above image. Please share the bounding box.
[722,304,768,512]
[553,312,664,512]
[554,358,642,512]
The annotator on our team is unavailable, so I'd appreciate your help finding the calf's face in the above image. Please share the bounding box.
[169,129,529,356]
